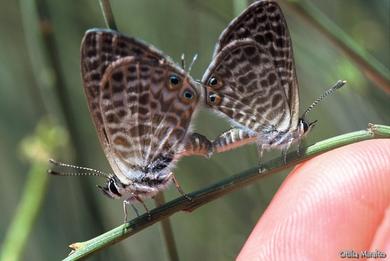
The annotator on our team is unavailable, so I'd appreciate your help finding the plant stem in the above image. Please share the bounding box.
[35,0,108,232]
[154,194,180,261]
[0,163,48,261]
[62,124,390,260]
[283,0,390,93]
[99,0,118,30]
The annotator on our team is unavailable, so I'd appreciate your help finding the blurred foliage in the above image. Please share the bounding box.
[1,119,68,261]
[19,119,69,163]
[0,0,388,260]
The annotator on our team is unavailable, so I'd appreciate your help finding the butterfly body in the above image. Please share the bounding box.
[258,124,301,148]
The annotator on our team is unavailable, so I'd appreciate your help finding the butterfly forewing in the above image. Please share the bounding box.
[99,56,199,182]
[204,0,299,131]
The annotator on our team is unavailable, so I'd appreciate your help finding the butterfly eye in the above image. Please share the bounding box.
[208,76,223,89]
[168,74,181,90]
[108,179,121,197]
[302,121,309,133]
[207,91,221,105]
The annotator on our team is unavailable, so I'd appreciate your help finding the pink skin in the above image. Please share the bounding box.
[237,140,390,261]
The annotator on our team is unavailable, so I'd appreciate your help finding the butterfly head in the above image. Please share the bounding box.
[98,154,175,200]
[298,118,317,137]
[98,175,124,199]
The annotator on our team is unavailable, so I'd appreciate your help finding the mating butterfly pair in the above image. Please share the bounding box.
[50,0,344,219]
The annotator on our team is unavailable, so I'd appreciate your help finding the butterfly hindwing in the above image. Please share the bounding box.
[204,0,299,132]
[99,56,200,179]
[203,39,291,133]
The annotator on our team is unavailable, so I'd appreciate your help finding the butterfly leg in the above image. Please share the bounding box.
[296,128,308,156]
[281,148,288,165]
[256,143,266,172]
[282,140,294,164]
[134,195,151,220]
[123,200,140,223]
[123,195,150,222]
[130,203,140,217]
[296,139,303,156]
[123,200,129,223]
[122,200,139,223]
[171,173,192,201]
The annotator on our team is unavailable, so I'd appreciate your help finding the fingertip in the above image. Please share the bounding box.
[370,206,390,256]
[238,140,390,260]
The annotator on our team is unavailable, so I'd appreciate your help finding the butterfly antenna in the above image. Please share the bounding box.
[48,159,110,178]
[183,54,198,83]
[181,53,186,70]
[187,53,198,75]
[301,80,347,120]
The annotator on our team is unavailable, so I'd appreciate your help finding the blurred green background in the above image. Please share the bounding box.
[0,0,389,260]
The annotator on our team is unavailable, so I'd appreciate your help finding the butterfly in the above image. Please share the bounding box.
[202,0,345,163]
[49,28,213,220]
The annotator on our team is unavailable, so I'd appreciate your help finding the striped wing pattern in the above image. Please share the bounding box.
[203,0,299,134]
[81,29,201,187]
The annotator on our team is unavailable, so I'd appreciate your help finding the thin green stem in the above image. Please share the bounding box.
[19,0,48,116]
[283,0,390,93]
[0,119,67,261]
[99,0,118,30]
[62,124,390,260]
[154,194,180,261]
[0,163,49,261]
[34,0,108,232]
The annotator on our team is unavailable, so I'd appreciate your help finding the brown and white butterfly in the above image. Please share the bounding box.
[50,29,212,219]
[202,0,345,163]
